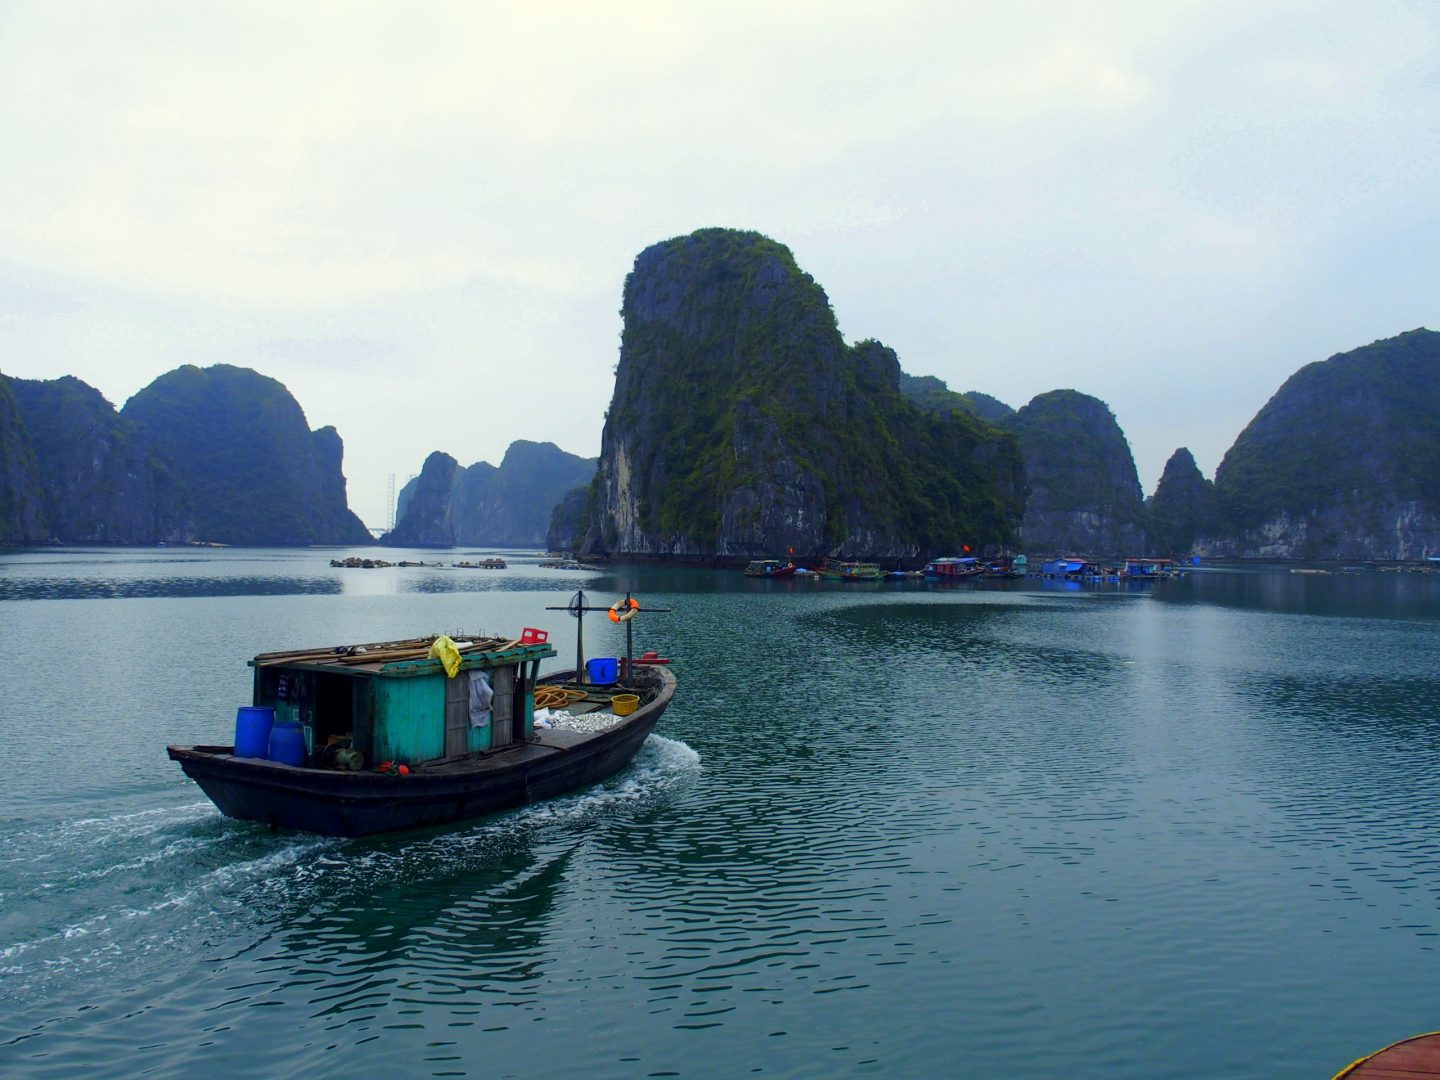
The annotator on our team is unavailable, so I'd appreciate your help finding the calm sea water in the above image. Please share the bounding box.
[3,549,1440,1078]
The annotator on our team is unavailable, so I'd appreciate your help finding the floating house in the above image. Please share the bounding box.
[1122,558,1176,579]
[923,556,981,579]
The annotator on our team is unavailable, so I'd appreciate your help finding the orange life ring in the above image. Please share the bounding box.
[608,597,640,622]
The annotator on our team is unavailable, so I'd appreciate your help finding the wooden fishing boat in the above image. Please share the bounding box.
[743,558,795,578]
[167,629,675,838]
[981,554,1028,579]
[817,558,881,580]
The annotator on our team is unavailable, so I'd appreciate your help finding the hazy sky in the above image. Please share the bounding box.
[3,1,1437,528]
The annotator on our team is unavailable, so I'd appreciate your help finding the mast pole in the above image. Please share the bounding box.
[575,587,585,682]
[624,591,635,688]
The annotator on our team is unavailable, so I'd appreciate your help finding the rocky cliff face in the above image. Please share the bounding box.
[8,375,185,543]
[0,373,47,544]
[546,484,591,552]
[122,365,371,546]
[899,373,1015,425]
[580,228,1023,560]
[387,441,596,548]
[1147,447,1215,555]
[1206,328,1440,559]
[381,451,459,546]
[454,441,595,546]
[1005,390,1148,555]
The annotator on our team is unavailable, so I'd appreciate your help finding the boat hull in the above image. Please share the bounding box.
[169,668,674,838]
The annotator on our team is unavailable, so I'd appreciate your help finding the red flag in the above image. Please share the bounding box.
[787,546,795,554]
[962,544,971,553]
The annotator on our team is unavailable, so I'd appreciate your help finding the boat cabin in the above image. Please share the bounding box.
[248,634,557,770]
[744,559,792,576]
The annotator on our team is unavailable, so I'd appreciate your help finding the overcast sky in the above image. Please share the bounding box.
[2,1,1437,529]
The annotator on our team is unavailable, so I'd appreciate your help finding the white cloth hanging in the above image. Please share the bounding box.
[467,669,493,728]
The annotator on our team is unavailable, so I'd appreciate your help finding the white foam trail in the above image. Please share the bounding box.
[0,833,336,986]
[1,736,702,993]
[1,801,218,865]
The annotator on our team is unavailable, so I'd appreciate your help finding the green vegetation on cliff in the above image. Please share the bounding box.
[1005,389,1148,553]
[0,373,47,544]
[9,375,179,543]
[592,228,1023,556]
[1007,390,1144,514]
[1147,447,1215,554]
[900,374,1014,425]
[1215,329,1440,538]
[122,365,371,546]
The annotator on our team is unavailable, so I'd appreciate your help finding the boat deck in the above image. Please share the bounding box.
[413,682,640,769]
[1337,1033,1440,1078]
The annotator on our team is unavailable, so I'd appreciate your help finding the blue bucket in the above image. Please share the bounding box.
[268,721,306,767]
[586,657,618,685]
[234,706,275,759]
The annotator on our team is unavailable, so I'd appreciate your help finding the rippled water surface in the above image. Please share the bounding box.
[3,549,1440,1078]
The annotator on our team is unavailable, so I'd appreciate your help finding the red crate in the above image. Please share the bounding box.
[520,627,548,645]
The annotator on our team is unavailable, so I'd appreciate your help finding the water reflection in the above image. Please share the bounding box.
[1157,566,1440,619]
[400,575,587,595]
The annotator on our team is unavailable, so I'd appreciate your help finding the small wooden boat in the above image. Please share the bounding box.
[167,631,675,837]
[817,558,881,580]
[743,558,796,578]
[981,555,1027,579]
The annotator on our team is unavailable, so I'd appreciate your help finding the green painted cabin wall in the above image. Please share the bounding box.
[372,674,446,763]
[371,666,526,762]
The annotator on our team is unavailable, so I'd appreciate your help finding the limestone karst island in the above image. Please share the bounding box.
[5,228,1439,564]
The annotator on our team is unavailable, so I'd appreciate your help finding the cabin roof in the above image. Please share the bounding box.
[248,634,556,678]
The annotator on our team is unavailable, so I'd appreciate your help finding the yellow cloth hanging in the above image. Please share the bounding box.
[428,635,461,678]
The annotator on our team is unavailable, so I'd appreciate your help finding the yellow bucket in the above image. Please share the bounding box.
[611,693,640,716]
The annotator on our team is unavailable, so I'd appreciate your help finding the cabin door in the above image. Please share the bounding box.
[491,666,514,746]
[444,674,470,758]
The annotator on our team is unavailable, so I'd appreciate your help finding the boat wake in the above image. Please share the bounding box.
[0,799,334,1003]
[0,736,700,1010]
[307,734,702,879]
[525,733,702,823]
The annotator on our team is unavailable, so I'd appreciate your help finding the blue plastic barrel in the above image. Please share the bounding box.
[268,721,306,767]
[234,706,275,759]
[586,657,619,685]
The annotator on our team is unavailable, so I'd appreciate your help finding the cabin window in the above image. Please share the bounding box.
[491,665,515,744]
